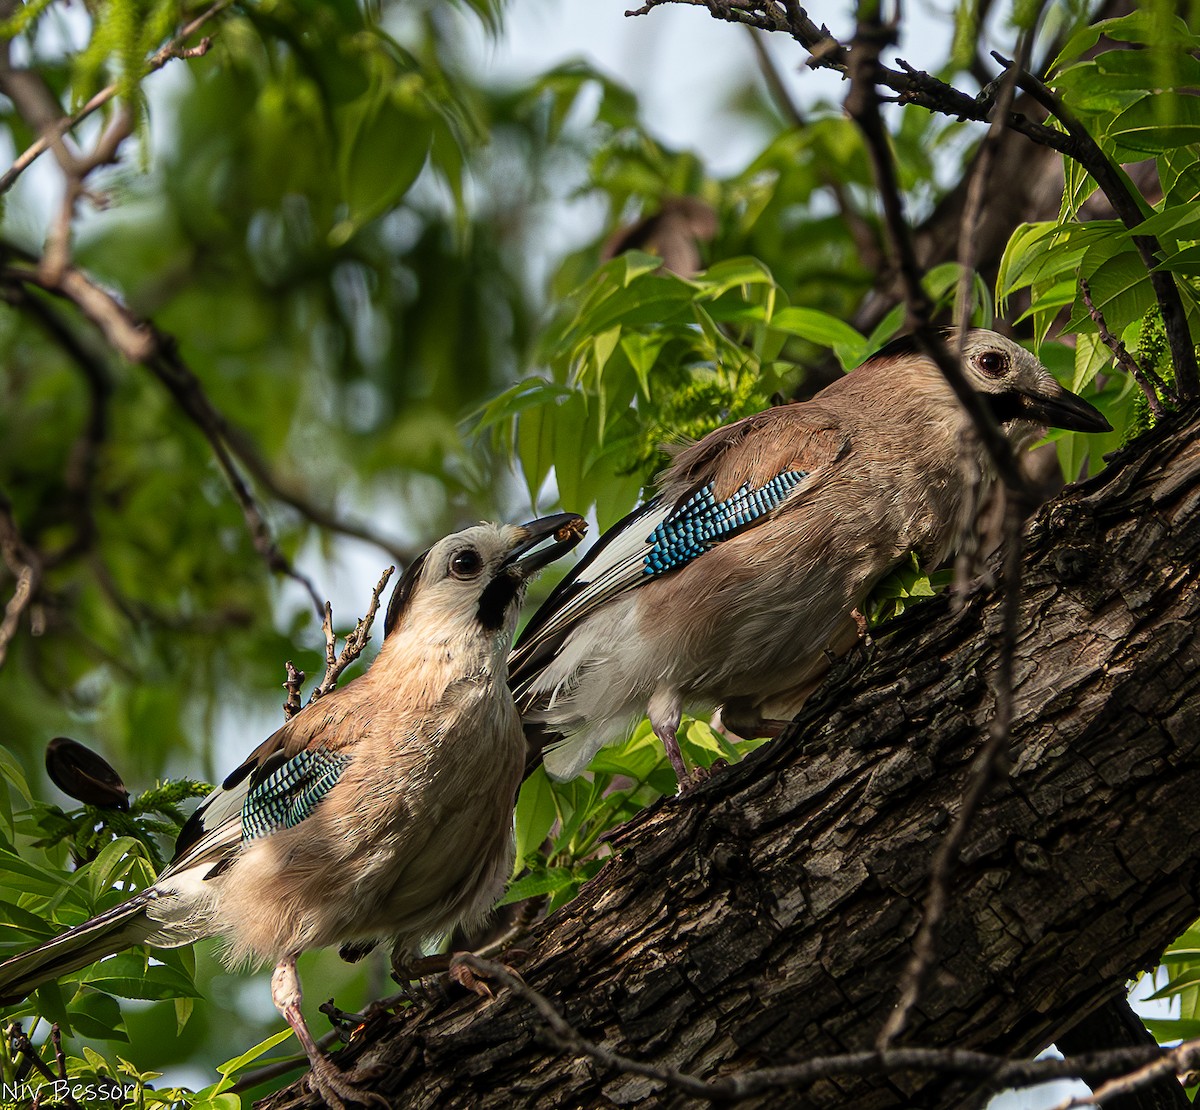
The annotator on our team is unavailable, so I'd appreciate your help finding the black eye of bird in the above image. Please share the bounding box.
[976,350,1007,377]
[449,548,483,579]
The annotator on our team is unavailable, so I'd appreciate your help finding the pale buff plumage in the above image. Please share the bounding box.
[0,514,584,1109]
[509,330,1111,786]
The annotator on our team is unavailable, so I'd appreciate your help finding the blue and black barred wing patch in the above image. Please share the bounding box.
[241,748,352,841]
[643,470,807,576]
[508,470,808,697]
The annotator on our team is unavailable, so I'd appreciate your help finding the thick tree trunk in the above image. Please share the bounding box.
[261,408,1200,1109]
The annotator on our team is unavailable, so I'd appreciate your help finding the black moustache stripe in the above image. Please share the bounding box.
[477,573,520,630]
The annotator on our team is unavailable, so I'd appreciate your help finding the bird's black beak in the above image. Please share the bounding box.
[504,512,588,577]
[1021,386,1113,434]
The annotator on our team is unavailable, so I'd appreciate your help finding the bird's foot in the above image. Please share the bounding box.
[304,1050,388,1110]
[851,606,871,641]
[447,951,523,999]
[676,762,715,793]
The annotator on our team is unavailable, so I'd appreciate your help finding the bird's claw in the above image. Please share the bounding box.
[447,952,523,999]
[305,1051,388,1109]
[676,763,713,793]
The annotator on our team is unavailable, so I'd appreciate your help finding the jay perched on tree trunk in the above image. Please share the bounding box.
[509,329,1111,788]
[0,514,585,1110]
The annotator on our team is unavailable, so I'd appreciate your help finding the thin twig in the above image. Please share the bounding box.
[450,954,1184,1103]
[0,262,338,618]
[283,661,306,721]
[0,1,230,196]
[8,1024,83,1110]
[1050,1038,1200,1109]
[989,51,1198,399]
[842,6,1030,498]
[631,1,1200,400]
[0,490,42,670]
[0,283,113,568]
[949,27,1033,598]
[50,1024,66,1084]
[308,565,395,703]
[1080,277,1172,418]
[953,33,1031,337]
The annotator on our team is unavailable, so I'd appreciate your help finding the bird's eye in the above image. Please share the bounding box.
[976,350,1008,377]
[449,548,483,579]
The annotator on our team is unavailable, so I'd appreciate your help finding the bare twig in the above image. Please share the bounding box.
[1051,1038,1200,1109]
[451,954,1185,1103]
[0,1,229,196]
[50,1024,66,1084]
[953,33,1031,337]
[0,261,417,616]
[842,5,1030,497]
[1080,277,1173,418]
[40,105,136,285]
[841,3,1040,1051]
[631,1,1200,400]
[283,661,306,721]
[307,566,395,704]
[989,52,1199,399]
[8,1024,83,1110]
[0,490,43,670]
[0,283,113,568]
[948,27,1033,598]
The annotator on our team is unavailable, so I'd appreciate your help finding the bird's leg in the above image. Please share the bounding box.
[649,687,699,792]
[271,956,386,1110]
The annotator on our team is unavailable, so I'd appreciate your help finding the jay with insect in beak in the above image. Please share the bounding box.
[509,328,1112,790]
[0,513,585,1110]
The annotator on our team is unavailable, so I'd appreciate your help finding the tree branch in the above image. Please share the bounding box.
[427,955,1191,1106]
[0,0,230,197]
[988,52,1199,400]
[628,1,1200,400]
[307,565,395,704]
[0,490,43,671]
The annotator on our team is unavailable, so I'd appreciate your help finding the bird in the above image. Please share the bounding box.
[509,329,1112,788]
[0,513,585,1109]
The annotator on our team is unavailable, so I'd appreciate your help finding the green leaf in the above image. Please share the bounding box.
[516,403,556,508]
[80,951,203,1001]
[67,990,128,1042]
[513,767,559,869]
[1051,10,1200,71]
[768,307,868,371]
[333,85,433,244]
[213,1027,296,1089]
[174,994,195,1035]
[1072,332,1110,392]
[497,867,578,907]
[84,836,152,903]
[864,303,906,355]
[1109,93,1200,155]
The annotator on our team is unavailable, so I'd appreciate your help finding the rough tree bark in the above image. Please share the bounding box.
[261,407,1200,1110]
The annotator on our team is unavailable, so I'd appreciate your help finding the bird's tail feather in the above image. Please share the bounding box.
[0,894,155,1005]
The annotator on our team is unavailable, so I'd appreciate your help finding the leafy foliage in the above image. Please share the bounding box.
[0,0,1197,1103]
